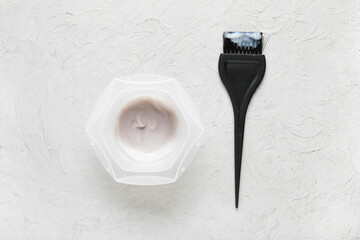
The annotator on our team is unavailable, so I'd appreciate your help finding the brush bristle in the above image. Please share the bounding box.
[223,32,262,54]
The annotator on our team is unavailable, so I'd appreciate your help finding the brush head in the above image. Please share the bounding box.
[223,32,263,54]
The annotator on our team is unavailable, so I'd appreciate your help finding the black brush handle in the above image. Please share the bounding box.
[234,108,246,208]
[218,54,266,208]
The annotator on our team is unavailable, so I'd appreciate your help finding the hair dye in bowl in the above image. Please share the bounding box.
[118,96,178,153]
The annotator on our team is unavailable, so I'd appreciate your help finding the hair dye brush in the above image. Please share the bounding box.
[218,32,266,208]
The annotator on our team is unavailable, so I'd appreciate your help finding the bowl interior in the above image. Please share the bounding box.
[101,90,189,173]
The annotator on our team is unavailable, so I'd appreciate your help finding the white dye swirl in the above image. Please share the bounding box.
[118,97,178,153]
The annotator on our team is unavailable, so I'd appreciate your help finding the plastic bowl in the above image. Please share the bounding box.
[86,74,204,185]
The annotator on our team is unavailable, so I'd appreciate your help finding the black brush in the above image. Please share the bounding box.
[218,32,266,208]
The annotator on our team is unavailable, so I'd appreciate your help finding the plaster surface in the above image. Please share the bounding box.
[0,0,360,239]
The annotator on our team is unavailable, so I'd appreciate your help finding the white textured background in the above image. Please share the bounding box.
[1,0,360,239]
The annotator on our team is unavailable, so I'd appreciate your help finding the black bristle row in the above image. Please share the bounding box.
[223,40,262,54]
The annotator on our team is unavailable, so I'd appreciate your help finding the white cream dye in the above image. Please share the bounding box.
[118,97,177,153]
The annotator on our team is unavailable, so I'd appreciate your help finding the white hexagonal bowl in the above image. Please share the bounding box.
[86,74,204,185]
